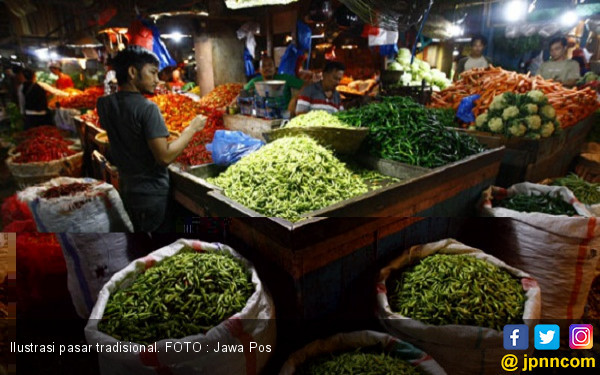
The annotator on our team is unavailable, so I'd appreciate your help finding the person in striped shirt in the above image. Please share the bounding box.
[295,61,345,116]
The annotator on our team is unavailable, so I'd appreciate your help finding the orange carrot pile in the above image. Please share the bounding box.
[430,66,599,128]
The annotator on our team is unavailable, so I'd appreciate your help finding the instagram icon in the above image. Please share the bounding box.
[569,325,593,349]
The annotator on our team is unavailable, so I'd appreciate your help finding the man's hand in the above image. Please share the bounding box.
[185,114,207,133]
[148,115,208,166]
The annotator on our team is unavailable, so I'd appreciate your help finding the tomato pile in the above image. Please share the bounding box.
[57,86,104,109]
[13,134,76,163]
[198,83,243,109]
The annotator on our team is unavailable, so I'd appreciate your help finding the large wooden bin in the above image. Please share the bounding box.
[454,113,597,186]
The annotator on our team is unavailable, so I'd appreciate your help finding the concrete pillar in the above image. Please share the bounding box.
[194,33,215,96]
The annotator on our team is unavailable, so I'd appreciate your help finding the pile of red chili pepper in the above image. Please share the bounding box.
[80,108,101,127]
[15,125,67,141]
[58,86,104,109]
[198,83,243,109]
[41,182,91,199]
[13,135,76,163]
[175,106,224,165]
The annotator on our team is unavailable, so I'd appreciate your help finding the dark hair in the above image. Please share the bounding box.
[323,61,345,73]
[549,36,567,48]
[471,34,487,46]
[12,65,23,74]
[112,45,160,85]
[22,68,35,82]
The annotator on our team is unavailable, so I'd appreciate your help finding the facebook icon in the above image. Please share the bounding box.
[504,324,529,350]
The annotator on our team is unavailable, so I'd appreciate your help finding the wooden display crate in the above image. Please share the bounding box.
[224,217,466,320]
[170,147,504,219]
[452,113,597,186]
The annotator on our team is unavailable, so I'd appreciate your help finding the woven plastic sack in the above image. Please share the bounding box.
[85,240,276,375]
[279,330,446,375]
[479,182,600,317]
[479,182,593,217]
[57,233,134,319]
[19,177,133,232]
[5,151,83,189]
[377,239,541,375]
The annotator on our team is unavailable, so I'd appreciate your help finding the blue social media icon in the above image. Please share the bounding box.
[534,325,560,350]
[504,324,529,350]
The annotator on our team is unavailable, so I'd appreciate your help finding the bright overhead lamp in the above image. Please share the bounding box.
[449,24,463,37]
[149,10,209,20]
[161,32,191,42]
[560,10,578,27]
[504,1,528,23]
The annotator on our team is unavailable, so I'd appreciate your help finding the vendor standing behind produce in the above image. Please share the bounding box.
[245,56,305,109]
[97,46,207,232]
[21,68,51,129]
[538,37,581,88]
[295,61,345,115]
[453,35,492,81]
[49,62,74,90]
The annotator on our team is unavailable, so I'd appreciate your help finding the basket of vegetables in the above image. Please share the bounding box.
[264,111,368,154]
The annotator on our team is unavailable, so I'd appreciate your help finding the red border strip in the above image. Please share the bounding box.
[566,217,597,319]
[225,317,257,375]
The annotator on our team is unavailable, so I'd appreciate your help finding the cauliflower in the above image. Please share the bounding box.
[524,103,538,114]
[541,122,555,137]
[526,90,545,103]
[525,115,542,130]
[475,113,488,128]
[489,95,506,111]
[488,117,504,133]
[509,123,527,137]
[502,106,520,121]
[540,105,556,119]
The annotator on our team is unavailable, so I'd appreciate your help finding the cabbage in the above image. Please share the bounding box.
[387,61,403,71]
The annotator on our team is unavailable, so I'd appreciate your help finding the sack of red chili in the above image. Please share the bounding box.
[18,177,133,232]
[198,83,243,109]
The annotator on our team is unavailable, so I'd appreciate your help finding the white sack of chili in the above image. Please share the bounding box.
[279,330,446,375]
[478,182,600,319]
[377,239,541,375]
[85,240,276,375]
[18,177,133,232]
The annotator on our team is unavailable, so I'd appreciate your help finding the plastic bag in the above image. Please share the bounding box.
[206,130,264,166]
[456,94,481,123]
[277,44,301,76]
[243,48,255,78]
[297,21,312,52]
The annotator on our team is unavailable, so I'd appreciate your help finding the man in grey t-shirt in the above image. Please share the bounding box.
[97,46,206,232]
[538,36,580,88]
[454,35,492,81]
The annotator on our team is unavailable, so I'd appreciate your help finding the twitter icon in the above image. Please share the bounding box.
[535,325,560,350]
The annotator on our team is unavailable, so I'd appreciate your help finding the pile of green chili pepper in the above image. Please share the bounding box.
[285,110,353,129]
[98,247,254,344]
[387,254,525,331]
[496,192,577,216]
[552,174,600,205]
[207,136,368,221]
[335,97,484,168]
[295,348,423,375]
